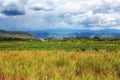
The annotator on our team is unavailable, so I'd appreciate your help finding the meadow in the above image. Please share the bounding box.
[0,39,120,80]
[0,38,120,51]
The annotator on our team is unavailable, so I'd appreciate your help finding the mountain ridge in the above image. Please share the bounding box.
[28,29,120,39]
[0,29,34,40]
[0,29,120,40]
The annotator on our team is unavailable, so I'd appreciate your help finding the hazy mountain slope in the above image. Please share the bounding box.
[29,29,120,39]
[0,30,34,39]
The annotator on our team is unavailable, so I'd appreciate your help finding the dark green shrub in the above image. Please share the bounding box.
[94,48,99,52]
[81,48,86,52]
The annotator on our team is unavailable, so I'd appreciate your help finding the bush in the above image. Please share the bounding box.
[94,48,99,52]
[81,48,86,52]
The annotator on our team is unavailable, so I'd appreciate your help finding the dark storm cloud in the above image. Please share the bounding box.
[1,3,25,16]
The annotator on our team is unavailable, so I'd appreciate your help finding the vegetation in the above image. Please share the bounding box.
[0,50,120,80]
[0,38,120,51]
[0,39,120,80]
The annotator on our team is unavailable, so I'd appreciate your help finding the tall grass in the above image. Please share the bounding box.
[0,50,120,80]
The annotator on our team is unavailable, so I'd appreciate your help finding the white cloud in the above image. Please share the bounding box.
[0,13,7,18]
[0,0,120,30]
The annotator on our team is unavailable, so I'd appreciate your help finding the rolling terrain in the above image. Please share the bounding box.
[0,30,34,40]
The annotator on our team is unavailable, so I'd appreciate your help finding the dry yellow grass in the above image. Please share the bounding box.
[0,50,120,80]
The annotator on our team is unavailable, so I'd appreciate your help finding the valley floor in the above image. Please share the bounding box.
[0,40,120,80]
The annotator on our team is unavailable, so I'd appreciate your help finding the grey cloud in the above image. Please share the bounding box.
[30,4,54,12]
[31,7,53,11]
[1,3,25,16]
[93,2,120,14]
[21,0,28,4]
[31,7,45,11]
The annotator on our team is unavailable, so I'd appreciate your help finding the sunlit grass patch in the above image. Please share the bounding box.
[0,50,120,80]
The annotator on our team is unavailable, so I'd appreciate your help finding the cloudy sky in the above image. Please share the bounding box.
[0,0,120,31]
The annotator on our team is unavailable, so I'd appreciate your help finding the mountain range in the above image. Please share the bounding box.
[28,29,120,39]
[0,29,120,40]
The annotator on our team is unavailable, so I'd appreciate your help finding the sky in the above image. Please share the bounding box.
[0,0,120,31]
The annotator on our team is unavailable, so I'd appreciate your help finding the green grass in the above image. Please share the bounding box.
[0,39,120,51]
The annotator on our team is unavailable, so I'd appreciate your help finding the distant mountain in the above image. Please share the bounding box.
[1,29,120,40]
[0,30,34,40]
[29,29,120,39]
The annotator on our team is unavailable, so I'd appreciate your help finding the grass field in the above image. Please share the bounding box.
[0,39,120,80]
[0,39,120,51]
